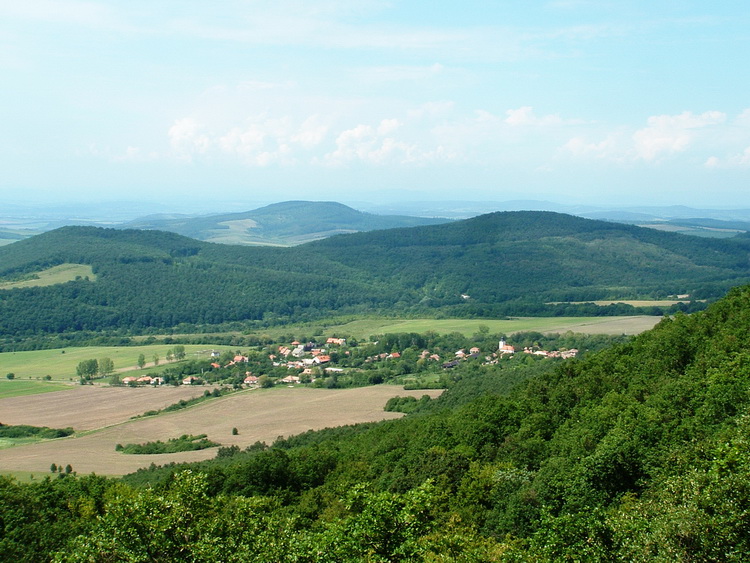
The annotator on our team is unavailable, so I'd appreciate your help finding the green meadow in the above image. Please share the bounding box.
[0,379,71,399]
[0,345,234,382]
[0,263,96,289]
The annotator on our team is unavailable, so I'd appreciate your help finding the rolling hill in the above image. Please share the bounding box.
[1,211,750,337]
[120,200,450,246]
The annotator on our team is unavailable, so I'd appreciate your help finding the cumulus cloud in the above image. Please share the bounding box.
[706,146,750,169]
[168,118,211,161]
[632,110,726,161]
[323,118,449,166]
[562,110,735,165]
[167,114,331,166]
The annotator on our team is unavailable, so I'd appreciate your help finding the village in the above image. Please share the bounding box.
[117,335,579,388]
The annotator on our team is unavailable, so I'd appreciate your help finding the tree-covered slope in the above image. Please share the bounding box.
[1,211,750,337]
[121,200,449,245]
[305,211,750,306]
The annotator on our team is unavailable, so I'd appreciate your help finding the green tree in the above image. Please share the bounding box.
[153,354,159,366]
[258,375,273,388]
[173,345,186,360]
[137,353,146,369]
[98,357,114,377]
[76,359,98,380]
[6,372,14,380]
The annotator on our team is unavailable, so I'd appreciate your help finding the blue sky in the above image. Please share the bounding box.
[1,1,749,209]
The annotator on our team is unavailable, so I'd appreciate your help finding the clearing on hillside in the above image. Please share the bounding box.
[0,263,95,289]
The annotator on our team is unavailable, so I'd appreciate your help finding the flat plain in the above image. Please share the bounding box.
[0,385,442,476]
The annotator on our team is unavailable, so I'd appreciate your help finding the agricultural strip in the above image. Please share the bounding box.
[0,345,233,381]
[0,380,70,399]
[0,385,222,431]
[328,315,662,340]
[0,386,442,476]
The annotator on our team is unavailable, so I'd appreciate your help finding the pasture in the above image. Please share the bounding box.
[0,263,95,289]
[0,385,443,476]
[325,315,663,340]
[0,344,235,382]
[0,379,70,399]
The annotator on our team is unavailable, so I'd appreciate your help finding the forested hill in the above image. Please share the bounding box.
[120,200,449,246]
[1,211,750,336]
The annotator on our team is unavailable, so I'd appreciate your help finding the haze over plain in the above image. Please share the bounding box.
[1,1,748,212]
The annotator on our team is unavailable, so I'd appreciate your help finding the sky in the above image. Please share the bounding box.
[1,1,749,211]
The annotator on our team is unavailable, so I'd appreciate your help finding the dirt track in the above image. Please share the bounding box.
[0,386,442,476]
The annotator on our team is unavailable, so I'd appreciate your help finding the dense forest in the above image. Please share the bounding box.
[4,284,750,560]
[0,211,747,339]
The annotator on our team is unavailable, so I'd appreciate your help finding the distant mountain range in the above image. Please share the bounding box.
[2,210,750,336]
[118,201,450,246]
[4,199,750,247]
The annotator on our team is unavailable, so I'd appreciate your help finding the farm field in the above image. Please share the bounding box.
[0,385,442,476]
[0,344,236,381]
[326,315,663,340]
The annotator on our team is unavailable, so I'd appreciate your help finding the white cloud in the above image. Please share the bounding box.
[291,115,329,149]
[323,118,447,166]
[168,118,210,161]
[706,146,750,169]
[632,110,726,161]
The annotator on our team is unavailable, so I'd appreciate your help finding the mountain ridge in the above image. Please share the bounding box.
[120,200,450,246]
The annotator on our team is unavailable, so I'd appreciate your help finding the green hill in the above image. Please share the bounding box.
[1,211,750,337]
[121,200,450,246]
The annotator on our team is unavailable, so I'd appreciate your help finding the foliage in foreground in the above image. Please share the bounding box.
[6,285,750,559]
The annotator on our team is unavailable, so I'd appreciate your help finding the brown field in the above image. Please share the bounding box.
[0,385,442,476]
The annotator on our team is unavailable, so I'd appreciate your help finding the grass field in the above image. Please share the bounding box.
[0,379,71,399]
[0,344,237,382]
[0,263,96,289]
[324,316,662,340]
[0,385,443,476]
